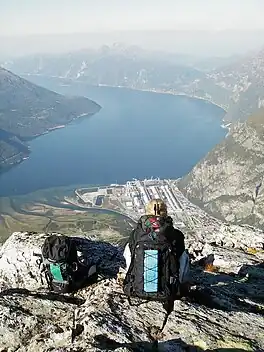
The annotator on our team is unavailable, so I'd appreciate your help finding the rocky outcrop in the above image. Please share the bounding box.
[178,109,264,229]
[0,225,264,351]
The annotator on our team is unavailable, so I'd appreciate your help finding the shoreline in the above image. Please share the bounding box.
[64,197,137,222]
[23,110,99,142]
[114,86,228,113]
[1,108,100,176]
[23,73,228,115]
[74,80,228,114]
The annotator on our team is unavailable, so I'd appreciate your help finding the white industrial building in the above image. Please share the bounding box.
[123,178,183,216]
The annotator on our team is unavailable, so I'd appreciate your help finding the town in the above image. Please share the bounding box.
[65,178,204,229]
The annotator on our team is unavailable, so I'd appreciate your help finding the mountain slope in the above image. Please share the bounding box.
[3,45,204,92]
[202,48,264,122]
[178,109,264,228]
[0,67,101,171]
[0,129,30,170]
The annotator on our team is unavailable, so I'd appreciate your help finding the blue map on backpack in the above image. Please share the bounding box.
[144,249,158,293]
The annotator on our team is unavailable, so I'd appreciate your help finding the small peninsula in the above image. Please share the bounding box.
[0,67,101,172]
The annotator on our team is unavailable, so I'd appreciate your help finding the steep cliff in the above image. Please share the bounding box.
[178,109,264,228]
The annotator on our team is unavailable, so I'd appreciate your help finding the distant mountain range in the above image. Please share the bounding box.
[0,68,100,172]
[2,44,205,94]
[3,44,264,122]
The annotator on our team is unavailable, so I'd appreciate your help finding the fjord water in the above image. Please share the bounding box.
[0,78,225,197]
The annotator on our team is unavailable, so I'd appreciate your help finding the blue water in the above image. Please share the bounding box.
[0,78,225,197]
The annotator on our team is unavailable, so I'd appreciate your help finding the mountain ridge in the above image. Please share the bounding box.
[0,67,101,172]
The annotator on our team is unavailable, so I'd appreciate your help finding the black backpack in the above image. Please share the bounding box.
[123,215,179,332]
[123,215,179,302]
[36,235,97,293]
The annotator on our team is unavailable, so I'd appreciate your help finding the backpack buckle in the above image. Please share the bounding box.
[72,262,78,272]
[148,231,157,240]
[170,276,178,284]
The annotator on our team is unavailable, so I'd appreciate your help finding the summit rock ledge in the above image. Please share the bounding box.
[0,225,263,351]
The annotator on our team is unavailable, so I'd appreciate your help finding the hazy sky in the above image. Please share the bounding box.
[1,0,264,36]
[1,0,264,58]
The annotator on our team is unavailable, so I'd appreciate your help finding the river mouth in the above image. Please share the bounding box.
[0,183,135,244]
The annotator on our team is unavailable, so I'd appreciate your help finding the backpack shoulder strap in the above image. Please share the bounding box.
[33,252,53,289]
[128,220,145,248]
[168,227,185,260]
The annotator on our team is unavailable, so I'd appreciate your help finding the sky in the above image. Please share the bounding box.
[1,0,264,36]
[1,0,264,58]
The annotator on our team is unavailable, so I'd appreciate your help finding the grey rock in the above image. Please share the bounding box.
[0,225,264,351]
[0,232,124,290]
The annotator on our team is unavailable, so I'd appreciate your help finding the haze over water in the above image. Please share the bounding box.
[0,79,226,197]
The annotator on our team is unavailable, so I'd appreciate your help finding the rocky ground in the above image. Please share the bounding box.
[0,218,263,352]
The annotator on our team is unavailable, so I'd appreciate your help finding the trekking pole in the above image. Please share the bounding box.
[71,310,76,344]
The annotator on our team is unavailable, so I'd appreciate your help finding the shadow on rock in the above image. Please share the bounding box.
[71,236,125,278]
[213,350,255,352]
[92,335,251,351]
[0,236,125,309]
[0,287,85,305]
[188,256,264,315]
[93,335,190,351]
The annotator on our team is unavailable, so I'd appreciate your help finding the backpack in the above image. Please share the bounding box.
[35,234,97,293]
[123,215,179,302]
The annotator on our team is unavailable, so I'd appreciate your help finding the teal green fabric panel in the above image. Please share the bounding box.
[50,263,64,281]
